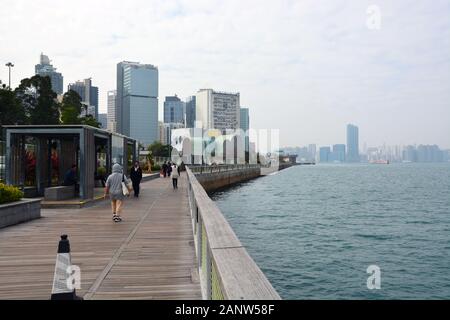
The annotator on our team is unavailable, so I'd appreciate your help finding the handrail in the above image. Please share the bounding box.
[189,163,261,174]
[185,166,281,300]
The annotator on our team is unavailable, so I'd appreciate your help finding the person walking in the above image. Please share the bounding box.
[162,162,168,178]
[167,161,172,177]
[171,163,179,189]
[130,161,143,197]
[104,163,131,223]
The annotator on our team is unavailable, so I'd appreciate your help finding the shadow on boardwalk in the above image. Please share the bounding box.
[0,173,201,300]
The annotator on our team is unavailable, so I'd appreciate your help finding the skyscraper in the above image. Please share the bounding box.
[308,144,317,162]
[185,96,196,128]
[35,53,63,94]
[107,90,117,132]
[240,107,250,153]
[346,124,359,162]
[319,147,331,163]
[67,78,99,119]
[195,89,240,131]
[97,113,107,129]
[332,144,346,162]
[164,95,185,124]
[116,61,158,146]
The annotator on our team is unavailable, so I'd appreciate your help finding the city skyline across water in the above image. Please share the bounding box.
[1,1,449,149]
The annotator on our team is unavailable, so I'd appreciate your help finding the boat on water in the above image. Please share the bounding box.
[370,159,390,164]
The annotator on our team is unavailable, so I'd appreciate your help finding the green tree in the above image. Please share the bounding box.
[0,85,26,126]
[60,90,82,124]
[15,75,60,125]
[147,141,173,157]
[80,114,101,128]
[60,90,100,128]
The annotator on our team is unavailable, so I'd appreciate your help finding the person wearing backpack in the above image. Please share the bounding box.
[104,163,131,222]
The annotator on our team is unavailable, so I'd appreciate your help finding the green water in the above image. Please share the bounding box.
[212,163,450,299]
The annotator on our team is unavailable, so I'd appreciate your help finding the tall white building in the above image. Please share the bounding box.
[195,89,240,132]
[107,90,117,132]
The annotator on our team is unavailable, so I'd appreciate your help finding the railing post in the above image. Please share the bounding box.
[197,214,202,275]
[206,243,212,300]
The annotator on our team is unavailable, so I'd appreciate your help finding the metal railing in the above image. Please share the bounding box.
[186,167,281,300]
[189,163,261,174]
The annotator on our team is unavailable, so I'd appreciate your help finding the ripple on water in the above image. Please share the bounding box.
[212,163,450,299]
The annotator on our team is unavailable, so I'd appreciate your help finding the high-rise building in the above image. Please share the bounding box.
[35,53,63,94]
[98,113,107,129]
[158,121,166,145]
[417,145,443,162]
[332,144,346,162]
[346,124,359,162]
[185,96,196,128]
[116,61,158,146]
[107,90,117,132]
[319,147,331,163]
[68,78,99,119]
[161,122,185,145]
[195,89,240,131]
[164,95,185,124]
[308,144,317,162]
[240,108,250,154]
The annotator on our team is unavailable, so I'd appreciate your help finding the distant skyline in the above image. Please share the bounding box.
[1,0,449,148]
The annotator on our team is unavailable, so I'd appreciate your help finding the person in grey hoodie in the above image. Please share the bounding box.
[104,163,131,222]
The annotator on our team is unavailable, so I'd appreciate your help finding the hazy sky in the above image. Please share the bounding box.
[1,0,449,148]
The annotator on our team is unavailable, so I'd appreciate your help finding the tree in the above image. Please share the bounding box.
[80,114,101,128]
[15,75,60,125]
[0,85,26,126]
[148,141,172,157]
[60,90,100,128]
[60,90,82,125]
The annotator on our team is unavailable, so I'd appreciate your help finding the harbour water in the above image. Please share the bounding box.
[211,163,450,299]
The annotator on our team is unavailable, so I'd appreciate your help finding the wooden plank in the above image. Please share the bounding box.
[212,247,281,300]
[0,174,201,300]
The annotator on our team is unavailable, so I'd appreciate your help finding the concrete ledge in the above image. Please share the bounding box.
[44,185,75,201]
[0,199,41,229]
[142,173,160,182]
[195,168,261,193]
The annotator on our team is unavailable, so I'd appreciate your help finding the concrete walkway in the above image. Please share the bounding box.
[0,173,201,300]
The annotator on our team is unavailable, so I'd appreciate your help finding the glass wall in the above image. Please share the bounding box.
[111,134,124,165]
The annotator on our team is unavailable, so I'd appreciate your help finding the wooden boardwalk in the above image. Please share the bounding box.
[0,173,202,300]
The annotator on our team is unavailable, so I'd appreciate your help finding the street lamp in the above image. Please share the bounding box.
[5,62,14,89]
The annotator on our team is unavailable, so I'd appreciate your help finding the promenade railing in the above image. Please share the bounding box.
[185,166,281,300]
[189,163,261,174]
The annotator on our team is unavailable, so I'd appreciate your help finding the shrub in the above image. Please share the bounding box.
[97,166,107,177]
[0,183,23,204]
[151,164,161,171]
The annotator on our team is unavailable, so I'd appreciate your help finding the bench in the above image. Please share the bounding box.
[44,185,75,201]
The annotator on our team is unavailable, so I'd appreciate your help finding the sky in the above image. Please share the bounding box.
[0,0,449,148]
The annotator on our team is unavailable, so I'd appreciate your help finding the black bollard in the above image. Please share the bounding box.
[50,234,83,300]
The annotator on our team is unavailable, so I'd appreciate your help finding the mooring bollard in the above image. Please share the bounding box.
[50,234,82,300]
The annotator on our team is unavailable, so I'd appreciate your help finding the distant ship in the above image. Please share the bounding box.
[370,160,390,164]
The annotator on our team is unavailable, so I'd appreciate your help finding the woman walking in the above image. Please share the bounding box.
[130,161,143,197]
[104,163,131,222]
[171,163,179,189]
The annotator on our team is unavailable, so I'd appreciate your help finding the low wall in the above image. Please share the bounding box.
[0,199,41,229]
[186,167,281,300]
[142,173,160,182]
[195,167,260,193]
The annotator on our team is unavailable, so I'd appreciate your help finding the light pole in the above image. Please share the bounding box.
[5,62,14,89]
